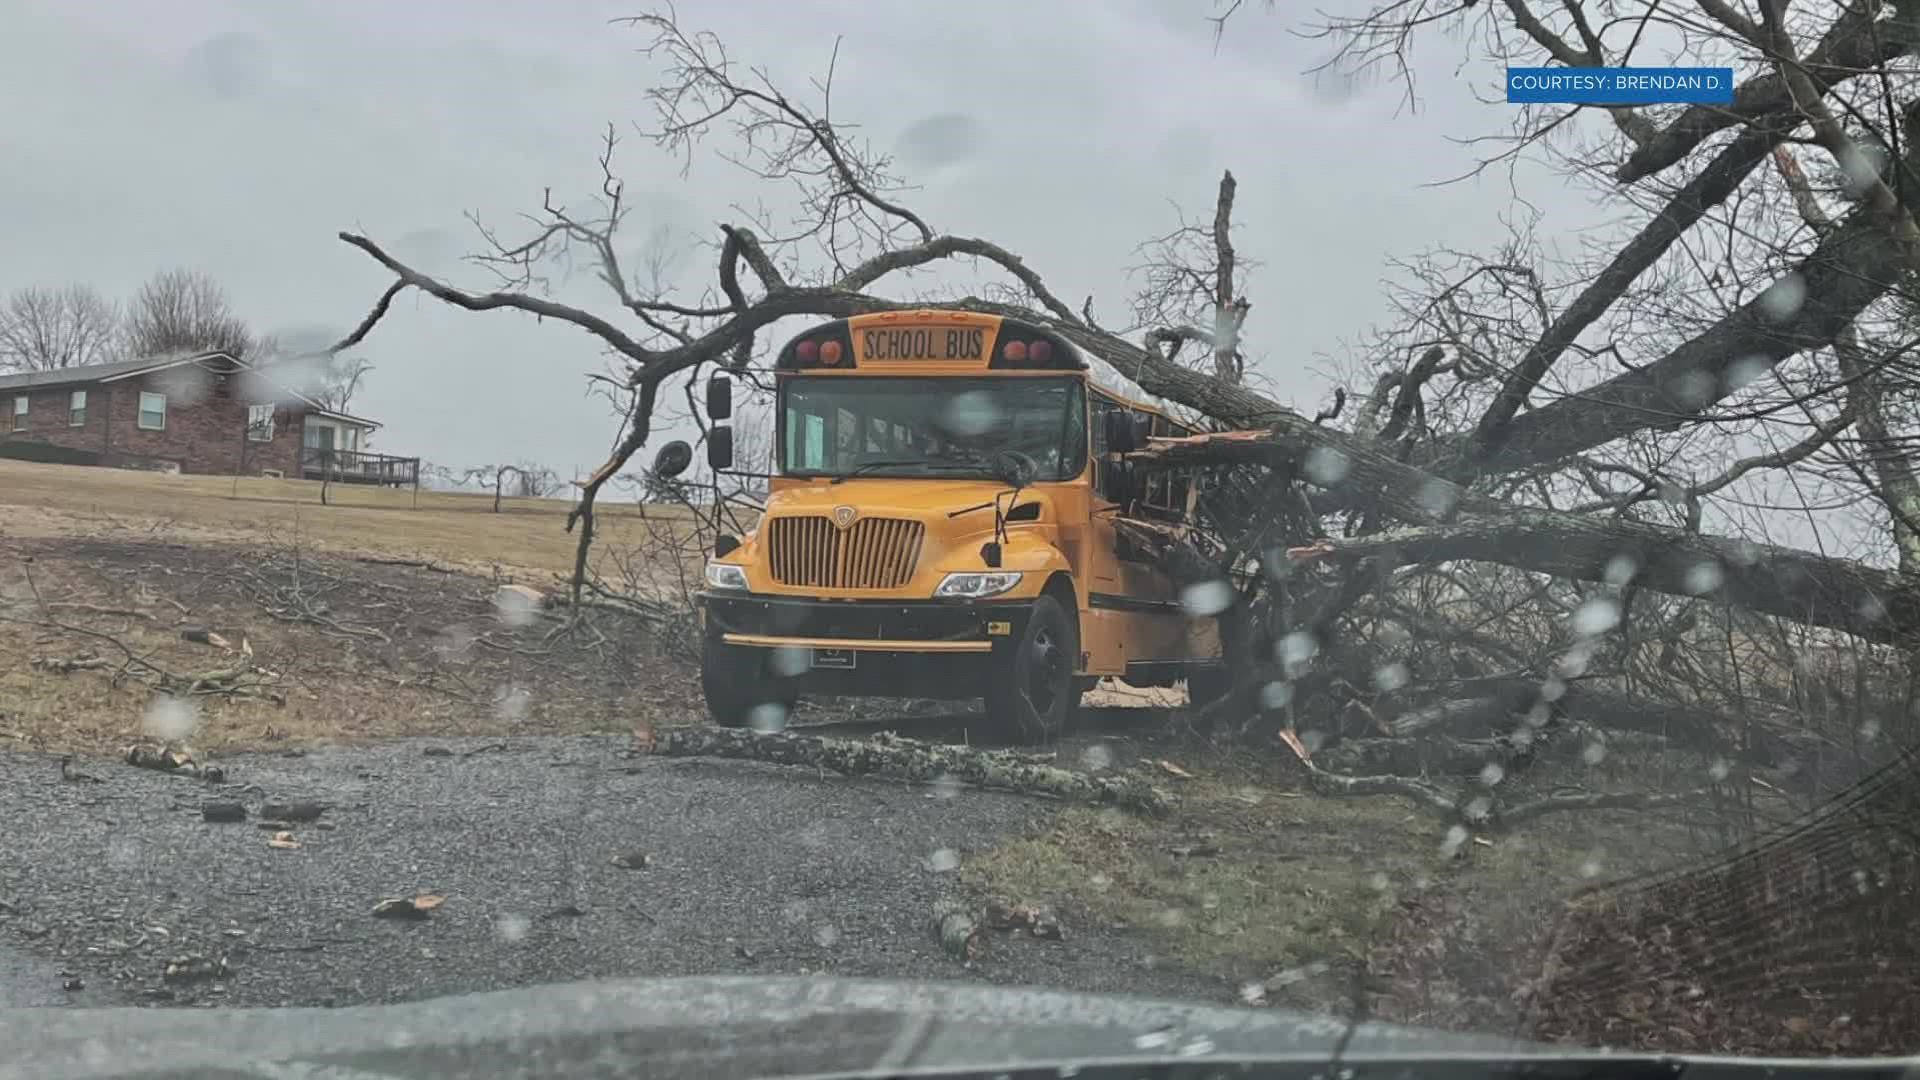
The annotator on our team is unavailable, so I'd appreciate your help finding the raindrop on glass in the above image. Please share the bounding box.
[813,923,841,947]
[1179,580,1234,617]
[1860,717,1882,741]
[1579,857,1603,879]
[1088,872,1111,892]
[770,645,810,677]
[1683,560,1724,596]
[1757,272,1807,323]
[1858,594,1887,622]
[1303,446,1351,486]
[1722,354,1771,394]
[492,587,539,628]
[748,702,789,733]
[1373,663,1409,693]
[1080,744,1113,771]
[1582,742,1607,765]
[1707,758,1730,782]
[1463,796,1493,822]
[1439,825,1469,858]
[143,694,200,743]
[927,848,960,873]
[1238,981,1266,1005]
[493,686,532,723]
[1368,871,1391,892]
[1259,681,1293,710]
[1539,677,1566,703]
[1603,555,1637,586]
[944,391,1001,437]
[1277,632,1317,669]
[931,773,962,799]
[1176,1036,1216,1058]
[1670,369,1716,409]
[495,913,531,943]
[1571,598,1620,638]
[1417,478,1460,518]
[1479,763,1505,787]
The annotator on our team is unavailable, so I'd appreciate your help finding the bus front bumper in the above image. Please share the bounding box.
[696,592,1036,699]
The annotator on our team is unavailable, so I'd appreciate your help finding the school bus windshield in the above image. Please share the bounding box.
[779,375,1088,482]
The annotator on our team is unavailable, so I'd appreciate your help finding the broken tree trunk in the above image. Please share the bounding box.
[652,727,1171,814]
[1131,431,1920,644]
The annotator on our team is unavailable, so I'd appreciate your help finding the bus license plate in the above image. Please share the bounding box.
[812,648,856,670]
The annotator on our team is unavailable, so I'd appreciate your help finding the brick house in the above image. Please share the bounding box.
[0,351,407,484]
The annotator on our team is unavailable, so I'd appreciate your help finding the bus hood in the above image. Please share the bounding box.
[764,478,1038,522]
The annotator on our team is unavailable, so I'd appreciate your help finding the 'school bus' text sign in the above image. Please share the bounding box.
[1506,67,1734,106]
[857,325,988,363]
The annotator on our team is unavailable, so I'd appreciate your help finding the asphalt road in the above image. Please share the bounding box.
[0,735,1220,1010]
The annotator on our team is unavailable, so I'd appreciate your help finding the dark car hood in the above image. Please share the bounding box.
[0,974,1562,1079]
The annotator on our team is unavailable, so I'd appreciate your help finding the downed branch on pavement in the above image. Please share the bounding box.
[126,743,226,782]
[930,899,982,961]
[651,727,1172,814]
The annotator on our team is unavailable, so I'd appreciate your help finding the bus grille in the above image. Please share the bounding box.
[765,516,925,590]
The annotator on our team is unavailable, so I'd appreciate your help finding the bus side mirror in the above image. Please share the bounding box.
[706,374,732,421]
[1101,461,1139,505]
[1104,410,1137,454]
[708,425,735,472]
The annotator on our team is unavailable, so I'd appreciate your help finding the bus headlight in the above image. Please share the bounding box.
[704,561,749,591]
[935,571,1023,599]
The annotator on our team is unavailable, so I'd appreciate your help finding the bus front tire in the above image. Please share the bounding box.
[985,595,1078,743]
[702,641,797,729]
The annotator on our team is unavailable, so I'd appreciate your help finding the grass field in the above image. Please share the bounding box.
[0,457,691,581]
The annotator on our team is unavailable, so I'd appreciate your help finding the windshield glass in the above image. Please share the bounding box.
[779,376,1086,482]
[11,0,1920,1070]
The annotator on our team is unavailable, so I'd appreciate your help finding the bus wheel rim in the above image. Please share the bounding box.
[1027,627,1061,713]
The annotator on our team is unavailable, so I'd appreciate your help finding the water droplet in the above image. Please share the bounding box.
[813,923,841,947]
[1088,872,1111,892]
[1154,907,1187,927]
[1258,681,1293,710]
[143,695,200,743]
[1723,354,1772,394]
[1277,632,1317,672]
[1571,597,1620,637]
[1373,663,1409,693]
[1303,446,1351,486]
[1238,981,1267,1005]
[1479,763,1505,787]
[492,587,539,628]
[944,391,1001,437]
[495,913,530,943]
[1298,728,1328,754]
[1603,555,1638,586]
[1132,1028,1175,1050]
[1837,140,1888,197]
[1417,478,1460,518]
[1582,742,1607,765]
[1368,871,1391,891]
[1707,758,1730,781]
[770,645,810,677]
[1179,579,1234,616]
[930,773,962,799]
[1683,560,1724,596]
[1670,369,1716,408]
[1858,594,1887,621]
[1757,273,1807,323]
[1539,677,1567,703]
[1080,744,1113,771]
[1579,857,1603,879]
[1860,717,1882,740]
[748,702,789,733]
[1463,796,1493,822]
[493,686,532,723]
[1555,644,1592,679]
[927,848,960,872]
[1439,825,1469,857]
[432,623,475,661]
[1526,701,1554,727]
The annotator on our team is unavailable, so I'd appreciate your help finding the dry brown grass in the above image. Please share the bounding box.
[0,457,695,582]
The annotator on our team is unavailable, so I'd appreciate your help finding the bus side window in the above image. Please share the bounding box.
[1167,421,1194,519]
[1090,395,1120,497]
[1145,414,1172,509]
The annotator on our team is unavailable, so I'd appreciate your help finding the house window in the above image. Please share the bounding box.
[138,392,167,431]
[247,404,275,442]
[8,396,24,432]
[68,390,87,427]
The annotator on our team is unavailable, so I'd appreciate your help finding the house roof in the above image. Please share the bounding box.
[0,352,382,430]
[0,353,224,392]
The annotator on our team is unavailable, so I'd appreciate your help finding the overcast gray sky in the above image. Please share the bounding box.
[2,0,1595,476]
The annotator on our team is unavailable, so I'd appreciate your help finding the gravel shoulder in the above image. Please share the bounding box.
[0,736,1221,1010]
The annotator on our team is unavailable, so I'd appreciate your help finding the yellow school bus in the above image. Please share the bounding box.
[695,308,1227,740]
